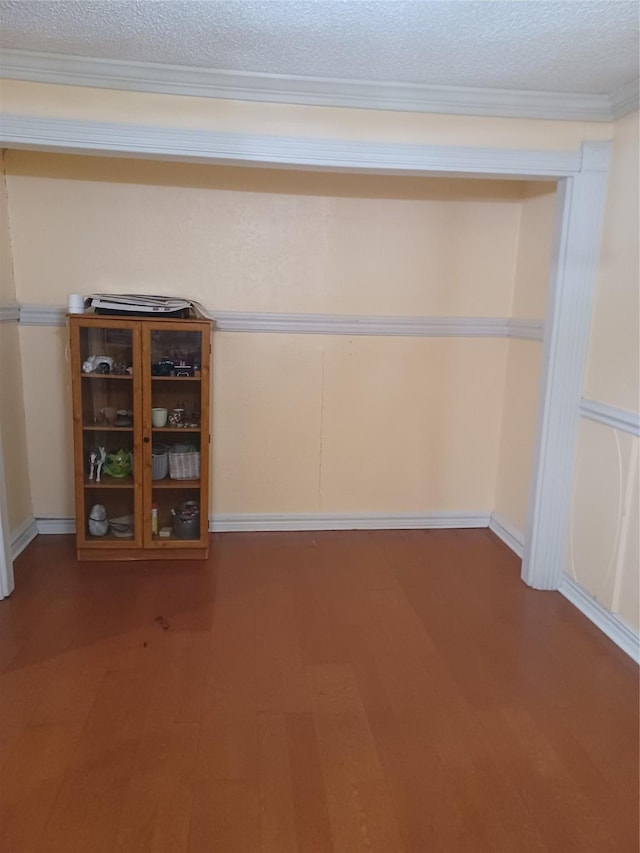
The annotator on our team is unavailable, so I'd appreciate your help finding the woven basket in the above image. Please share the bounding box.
[169,448,200,480]
[152,445,169,480]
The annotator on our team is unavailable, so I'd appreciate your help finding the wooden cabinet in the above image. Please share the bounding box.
[69,313,212,560]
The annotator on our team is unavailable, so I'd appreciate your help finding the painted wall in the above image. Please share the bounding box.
[494,183,556,534]
[6,152,520,519]
[0,79,612,149]
[568,112,640,632]
[0,162,32,536]
[3,83,637,641]
[5,153,522,315]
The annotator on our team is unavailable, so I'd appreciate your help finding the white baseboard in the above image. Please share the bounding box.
[559,575,640,665]
[209,511,491,532]
[10,517,38,559]
[34,512,491,536]
[488,515,639,664]
[489,513,524,558]
[36,518,75,534]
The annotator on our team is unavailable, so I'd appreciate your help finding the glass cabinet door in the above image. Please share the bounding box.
[72,321,142,548]
[143,323,210,548]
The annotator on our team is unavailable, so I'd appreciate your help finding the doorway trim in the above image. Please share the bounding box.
[0,114,612,591]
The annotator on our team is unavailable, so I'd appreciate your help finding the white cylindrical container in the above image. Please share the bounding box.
[68,293,85,313]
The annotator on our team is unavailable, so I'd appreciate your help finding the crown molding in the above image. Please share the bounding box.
[0,114,582,178]
[580,398,640,437]
[0,48,619,123]
[610,79,640,121]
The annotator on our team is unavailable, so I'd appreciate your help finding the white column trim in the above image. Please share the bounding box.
[579,399,640,437]
[0,114,582,178]
[0,427,15,599]
[523,142,612,591]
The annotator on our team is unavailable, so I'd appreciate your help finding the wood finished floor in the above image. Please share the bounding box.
[0,529,638,853]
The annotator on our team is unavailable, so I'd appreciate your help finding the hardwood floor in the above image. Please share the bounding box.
[0,529,638,852]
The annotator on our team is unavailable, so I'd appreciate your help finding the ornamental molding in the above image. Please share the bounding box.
[0,113,582,178]
[0,48,633,123]
[559,575,640,665]
[579,398,640,437]
[610,79,640,122]
[18,304,543,340]
[0,302,20,323]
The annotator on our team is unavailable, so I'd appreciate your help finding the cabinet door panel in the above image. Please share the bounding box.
[71,320,143,548]
[142,322,210,548]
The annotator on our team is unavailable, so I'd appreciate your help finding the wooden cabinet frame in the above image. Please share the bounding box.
[69,314,212,561]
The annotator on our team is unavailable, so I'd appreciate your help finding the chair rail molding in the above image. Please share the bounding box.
[17,305,544,340]
[0,302,20,323]
[579,398,640,437]
[523,141,612,591]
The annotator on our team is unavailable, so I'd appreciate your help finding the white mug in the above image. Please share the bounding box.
[151,407,168,428]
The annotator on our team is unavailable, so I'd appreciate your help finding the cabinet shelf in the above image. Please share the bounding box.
[152,479,200,488]
[84,475,135,489]
[83,425,134,432]
[152,427,201,433]
[152,376,201,381]
[82,373,132,380]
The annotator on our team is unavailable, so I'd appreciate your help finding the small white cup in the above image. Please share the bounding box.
[151,407,168,428]
[68,293,85,314]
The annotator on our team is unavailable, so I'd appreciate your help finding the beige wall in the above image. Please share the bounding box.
[0,161,32,535]
[494,183,556,533]
[568,112,640,632]
[6,152,521,518]
[0,79,612,148]
[3,83,638,639]
[584,111,639,413]
[5,152,522,315]
[213,334,506,515]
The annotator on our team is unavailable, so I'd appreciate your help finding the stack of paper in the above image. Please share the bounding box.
[88,294,211,319]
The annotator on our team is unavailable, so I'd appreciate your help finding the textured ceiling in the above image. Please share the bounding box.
[0,0,638,96]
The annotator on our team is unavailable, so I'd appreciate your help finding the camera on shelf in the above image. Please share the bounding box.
[151,358,195,377]
[151,358,175,377]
